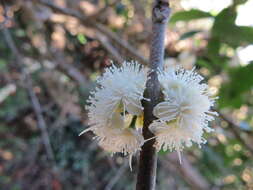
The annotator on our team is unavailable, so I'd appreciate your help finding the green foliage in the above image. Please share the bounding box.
[196,59,214,73]
[170,9,213,23]
[219,63,253,108]
[212,7,253,48]
[0,88,29,118]
[0,59,8,71]
[77,34,87,45]
[179,30,202,40]
[1,0,253,189]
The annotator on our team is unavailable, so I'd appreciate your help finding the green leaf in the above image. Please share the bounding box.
[77,34,87,45]
[215,26,253,48]
[218,63,253,108]
[196,59,213,71]
[228,63,253,94]
[237,26,253,44]
[179,30,202,40]
[212,7,236,37]
[207,37,221,57]
[212,7,253,47]
[218,83,244,108]
[214,7,237,27]
[170,9,213,23]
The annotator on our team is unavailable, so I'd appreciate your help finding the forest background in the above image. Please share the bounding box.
[1,0,253,189]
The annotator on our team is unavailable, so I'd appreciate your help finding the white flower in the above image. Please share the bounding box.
[149,67,217,162]
[92,112,145,170]
[80,61,147,167]
[87,61,147,123]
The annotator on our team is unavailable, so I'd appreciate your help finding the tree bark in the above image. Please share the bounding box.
[136,1,170,190]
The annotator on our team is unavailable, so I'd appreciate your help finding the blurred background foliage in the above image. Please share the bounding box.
[0,0,253,189]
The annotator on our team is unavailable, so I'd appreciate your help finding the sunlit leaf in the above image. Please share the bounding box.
[170,9,213,23]
[179,30,202,40]
[77,34,87,45]
[212,7,253,47]
[219,63,253,108]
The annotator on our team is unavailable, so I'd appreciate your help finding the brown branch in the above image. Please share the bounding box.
[105,161,128,190]
[85,0,118,21]
[165,153,211,190]
[95,31,125,64]
[95,23,148,64]
[36,0,148,65]
[2,28,55,163]
[136,1,170,190]
[217,110,253,156]
[51,51,89,89]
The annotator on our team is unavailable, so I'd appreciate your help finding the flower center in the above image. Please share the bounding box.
[179,102,192,114]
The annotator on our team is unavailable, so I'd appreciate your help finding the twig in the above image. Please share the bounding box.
[2,28,55,163]
[136,1,170,190]
[85,0,118,21]
[105,161,128,190]
[52,51,89,89]
[95,23,148,64]
[36,0,148,65]
[95,31,125,64]
[217,110,253,156]
[165,153,211,190]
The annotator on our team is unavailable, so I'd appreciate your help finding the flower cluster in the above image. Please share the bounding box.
[80,61,217,165]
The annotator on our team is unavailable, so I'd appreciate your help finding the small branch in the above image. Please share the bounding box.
[136,1,170,190]
[105,161,128,190]
[52,51,89,89]
[2,28,55,163]
[95,23,148,64]
[85,0,118,21]
[165,153,211,190]
[95,31,125,63]
[36,0,148,65]
[217,110,253,156]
